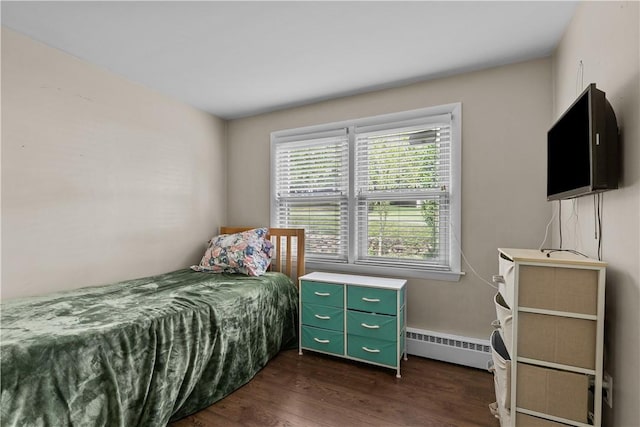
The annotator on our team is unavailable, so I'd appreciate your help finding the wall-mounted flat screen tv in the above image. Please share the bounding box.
[547,83,619,201]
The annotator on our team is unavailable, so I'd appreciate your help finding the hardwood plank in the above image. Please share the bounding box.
[171,349,500,427]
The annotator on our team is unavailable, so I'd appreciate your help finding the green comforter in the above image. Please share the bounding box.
[0,269,298,426]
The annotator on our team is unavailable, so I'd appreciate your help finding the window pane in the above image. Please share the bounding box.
[273,128,349,260]
[276,142,348,197]
[357,199,449,266]
[355,122,451,267]
[356,126,450,194]
[276,199,348,261]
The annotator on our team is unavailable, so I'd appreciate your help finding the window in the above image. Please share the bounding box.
[271,104,461,280]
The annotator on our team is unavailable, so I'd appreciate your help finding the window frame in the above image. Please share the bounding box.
[271,103,462,281]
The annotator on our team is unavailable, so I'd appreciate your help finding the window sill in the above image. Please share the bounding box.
[306,261,464,282]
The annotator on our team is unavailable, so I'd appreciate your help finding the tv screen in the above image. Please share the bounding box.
[547,84,618,200]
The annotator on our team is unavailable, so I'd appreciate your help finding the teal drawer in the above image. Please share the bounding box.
[301,281,344,308]
[302,303,344,331]
[347,334,398,367]
[347,286,397,315]
[347,310,396,341]
[301,326,344,355]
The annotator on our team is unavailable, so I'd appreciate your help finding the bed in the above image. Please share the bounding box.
[0,227,305,426]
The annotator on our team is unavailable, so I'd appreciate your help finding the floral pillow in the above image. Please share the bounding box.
[191,228,273,276]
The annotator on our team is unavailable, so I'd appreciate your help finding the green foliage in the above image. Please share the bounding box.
[366,204,439,259]
[365,132,439,192]
[363,131,442,259]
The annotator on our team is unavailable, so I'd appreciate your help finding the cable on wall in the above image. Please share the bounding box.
[558,201,563,249]
[539,201,589,258]
[593,194,599,240]
[450,222,497,290]
[538,200,559,250]
[596,193,603,260]
[570,198,583,252]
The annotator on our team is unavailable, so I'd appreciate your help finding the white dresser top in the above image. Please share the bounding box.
[499,248,607,267]
[300,271,406,290]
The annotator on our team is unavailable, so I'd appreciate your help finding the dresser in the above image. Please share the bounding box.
[490,248,606,427]
[298,272,407,378]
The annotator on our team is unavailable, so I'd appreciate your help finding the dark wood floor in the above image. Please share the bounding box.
[171,349,500,427]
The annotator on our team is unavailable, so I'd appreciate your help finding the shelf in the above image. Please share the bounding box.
[518,306,598,321]
[516,407,593,427]
[517,357,596,375]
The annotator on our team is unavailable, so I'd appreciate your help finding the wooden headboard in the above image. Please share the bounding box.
[219,227,306,284]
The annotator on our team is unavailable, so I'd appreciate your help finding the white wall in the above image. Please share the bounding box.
[1,28,227,299]
[227,58,553,339]
[552,2,640,425]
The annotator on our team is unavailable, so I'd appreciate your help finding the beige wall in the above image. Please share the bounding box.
[552,2,640,425]
[1,28,227,299]
[227,58,553,339]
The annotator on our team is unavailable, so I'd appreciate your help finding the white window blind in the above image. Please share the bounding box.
[273,129,349,261]
[271,104,461,280]
[355,116,452,270]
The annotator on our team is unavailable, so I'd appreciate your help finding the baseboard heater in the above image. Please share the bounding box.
[406,327,491,370]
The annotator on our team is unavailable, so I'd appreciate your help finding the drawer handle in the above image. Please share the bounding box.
[313,338,330,344]
[492,275,505,284]
[361,323,380,329]
[314,292,331,297]
[362,297,381,303]
[491,319,501,329]
[314,314,331,320]
[362,346,381,353]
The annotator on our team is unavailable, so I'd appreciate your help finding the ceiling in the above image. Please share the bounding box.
[1,1,578,119]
